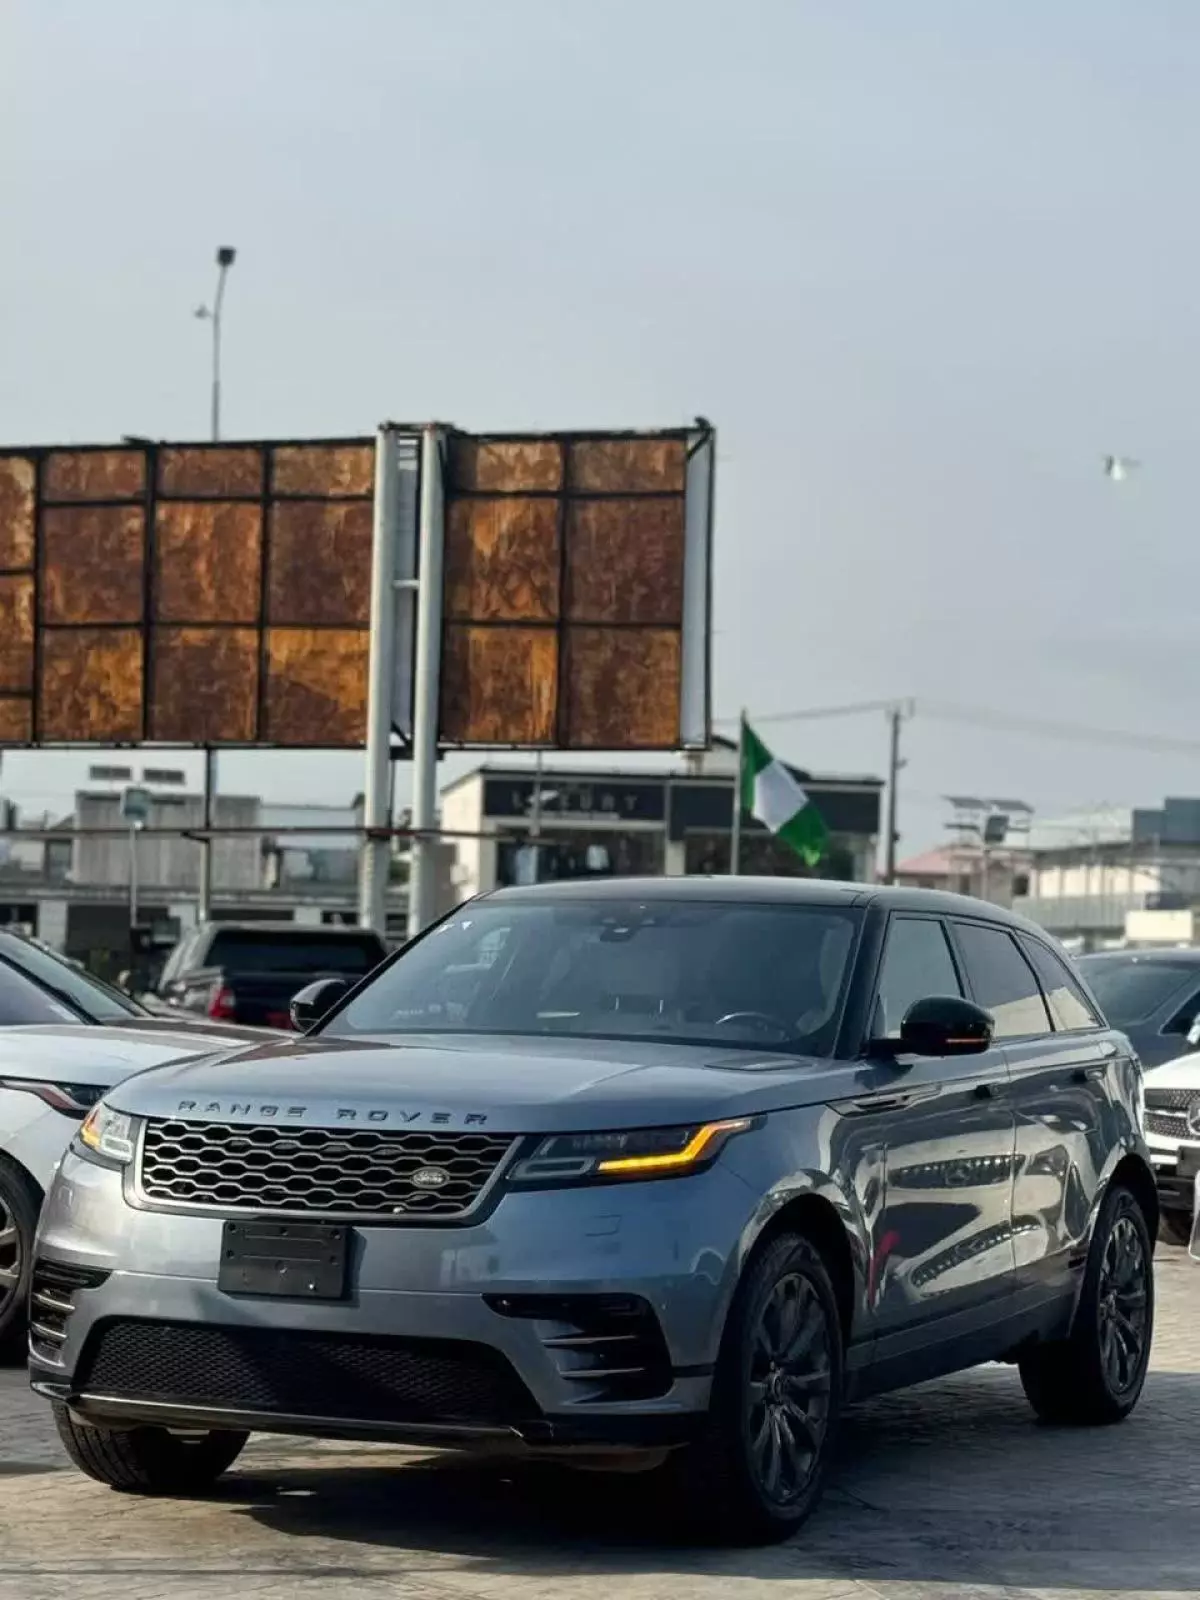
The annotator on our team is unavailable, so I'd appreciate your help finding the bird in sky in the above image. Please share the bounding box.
[1103,454,1140,482]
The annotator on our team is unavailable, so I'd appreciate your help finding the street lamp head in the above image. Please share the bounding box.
[216,246,236,268]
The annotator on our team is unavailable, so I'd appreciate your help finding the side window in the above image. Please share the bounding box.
[1018,936,1100,1032]
[953,923,1052,1039]
[874,917,962,1038]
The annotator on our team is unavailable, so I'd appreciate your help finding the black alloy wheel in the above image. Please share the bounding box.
[1097,1210,1151,1400]
[746,1271,834,1508]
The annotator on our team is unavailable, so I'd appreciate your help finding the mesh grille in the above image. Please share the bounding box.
[139,1118,515,1219]
[1146,1109,1192,1140]
[79,1320,537,1426]
[1145,1087,1200,1113]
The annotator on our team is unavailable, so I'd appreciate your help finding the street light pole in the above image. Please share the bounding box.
[195,246,235,921]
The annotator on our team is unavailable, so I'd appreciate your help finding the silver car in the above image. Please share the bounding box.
[31,879,1156,1543]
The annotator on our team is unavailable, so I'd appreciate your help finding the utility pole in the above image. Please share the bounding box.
[194,246,236,922]
[882,703,906,885]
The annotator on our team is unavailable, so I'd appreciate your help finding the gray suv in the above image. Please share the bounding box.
[30,880,1156,1543]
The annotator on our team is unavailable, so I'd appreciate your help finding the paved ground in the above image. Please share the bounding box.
[2,1252,1199,1599]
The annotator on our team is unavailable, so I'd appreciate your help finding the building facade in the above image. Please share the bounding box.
[440,746,883,905]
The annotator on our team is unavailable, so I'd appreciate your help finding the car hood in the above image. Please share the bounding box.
[107,1031,872,1133]
[0,1024,261,1090]
[1143,1053,1200,1092]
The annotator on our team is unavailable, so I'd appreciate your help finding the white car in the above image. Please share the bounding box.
[0,1021,268,1352]
[1142,1051,1200,1242]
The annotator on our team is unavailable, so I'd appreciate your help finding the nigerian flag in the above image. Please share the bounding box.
[738,718,829,867]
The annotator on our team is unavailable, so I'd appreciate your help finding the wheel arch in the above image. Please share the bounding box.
[742,1192,858,1346]
[1110,1150,1159,1242]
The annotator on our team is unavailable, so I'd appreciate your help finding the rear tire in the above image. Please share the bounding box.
[52,1404,247,1494]
[1158,1209,1191,1247]
[659,1231,844,1544]
[0,1157,39,1359]
[1019,1182,1154,1425]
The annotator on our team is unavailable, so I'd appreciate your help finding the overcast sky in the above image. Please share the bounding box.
[4,0,1200,851]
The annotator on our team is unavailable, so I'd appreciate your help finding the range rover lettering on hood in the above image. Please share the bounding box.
[174,1100,489,1126]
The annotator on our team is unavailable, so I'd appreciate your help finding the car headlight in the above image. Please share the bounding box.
[0,1078,107,1118]
[511,1119,755,1185]
[76,1103,138,1166]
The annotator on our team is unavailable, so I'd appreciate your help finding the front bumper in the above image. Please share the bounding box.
[30,1147,758,1452]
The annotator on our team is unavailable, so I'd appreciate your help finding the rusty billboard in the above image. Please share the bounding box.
[0,424,713,753]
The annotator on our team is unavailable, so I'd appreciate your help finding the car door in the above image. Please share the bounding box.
[848,914,1017,1362]
[1003,931,1126,1302]
[951,920,1117,1315]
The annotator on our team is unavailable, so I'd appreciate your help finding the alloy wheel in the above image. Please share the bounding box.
[1097,1211,1150,1397]
[0,1192,21,1321]
[746,1271,833,1506]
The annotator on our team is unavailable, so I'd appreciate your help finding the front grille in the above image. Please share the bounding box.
[1146,1087,1200,1112]
[138,1118,517,1219]
[78,1320,537,1427]
[1146,1109,1191,1141]
[487,1293,673,1402]
[28,1260,110,1357]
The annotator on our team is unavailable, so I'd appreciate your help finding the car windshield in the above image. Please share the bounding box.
[325,897,862,1054]
[1076,956,1197,1026]
[0,934,143,1022]
[0,958,80,1025]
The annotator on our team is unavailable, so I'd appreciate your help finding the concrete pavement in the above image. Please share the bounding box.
[1,1251,1198,1599]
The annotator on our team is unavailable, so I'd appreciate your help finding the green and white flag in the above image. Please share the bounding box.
[739,718,829,867]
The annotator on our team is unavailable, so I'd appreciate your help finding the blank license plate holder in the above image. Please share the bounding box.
[218,1219,349,1301]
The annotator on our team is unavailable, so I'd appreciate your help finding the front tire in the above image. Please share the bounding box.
[1019,1182,1154,1425]
[0,1157,39,1358]
[53,1405,248,1494]
[662,1231,843,1544]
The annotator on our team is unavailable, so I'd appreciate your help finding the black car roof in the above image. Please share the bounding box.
[481,875,1053,935]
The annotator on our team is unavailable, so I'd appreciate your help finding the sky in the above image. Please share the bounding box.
[4,0,1200,852]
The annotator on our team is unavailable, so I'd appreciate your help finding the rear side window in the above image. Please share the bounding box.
[874,917,962,1038]
[953,922,1052,1039]
[1018,937,1100,1032]
[204,930,384,975]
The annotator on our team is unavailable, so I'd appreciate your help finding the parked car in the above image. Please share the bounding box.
[0,1019,271,1352]
[33,880,1154,1543]
[1138,1048,1200,1242]
[154,921,389,1029]
[1075,948,1200,1068]
[0,930,149,1026]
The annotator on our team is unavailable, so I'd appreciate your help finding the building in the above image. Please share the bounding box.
[1015,798,1200,948]
[0,788,408,973]
[440,739,883,904]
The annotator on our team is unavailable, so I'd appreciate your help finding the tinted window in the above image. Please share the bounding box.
[954,922,1051,1039]
[1019,937,1099,1032]
[0,935,141,1023]
[328,899,862,1054]
[203,930,385,976]
[0,961,79,1025]
[874,917,962,1038]
[1075,956,1196,1027]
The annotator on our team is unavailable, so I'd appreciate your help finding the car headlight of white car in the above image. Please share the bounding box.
[0,1078,107,1118]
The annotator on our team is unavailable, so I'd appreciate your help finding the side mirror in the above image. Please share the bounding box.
[894,995,993,1058]
[290,977,349,1032]
[1187,1013,1200,1050]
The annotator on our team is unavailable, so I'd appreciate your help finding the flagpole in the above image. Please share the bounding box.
[730,710,745,874]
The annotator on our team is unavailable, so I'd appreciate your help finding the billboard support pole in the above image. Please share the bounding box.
[358,425,402,935]
[197,749,215,921]
[407,424,445,939]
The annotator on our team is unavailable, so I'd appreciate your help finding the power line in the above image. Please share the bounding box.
[719,696,1200,759]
